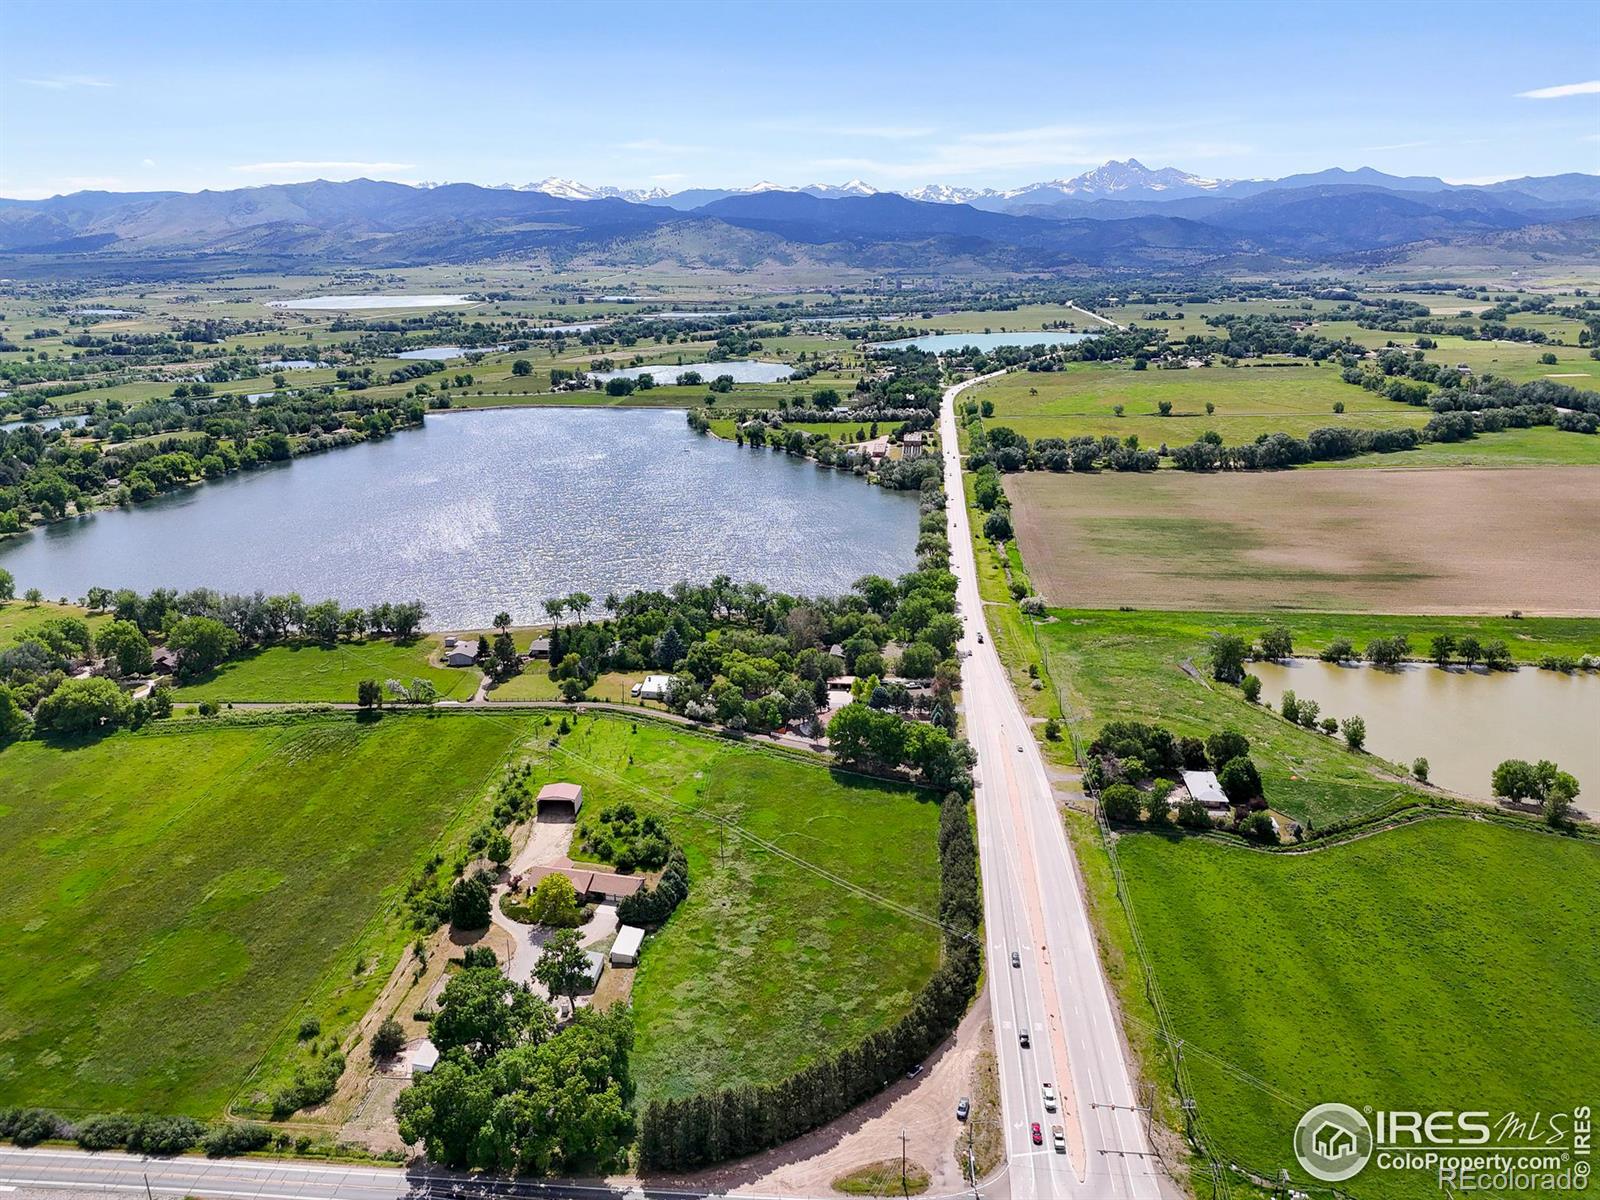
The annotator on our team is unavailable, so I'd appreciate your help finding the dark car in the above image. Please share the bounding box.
[1030,1122,1043,1145]
[956,1097,970,1121]
[1018,1030,1031,1048]
[906,1062,924,1080]
[1010,950,1020,968]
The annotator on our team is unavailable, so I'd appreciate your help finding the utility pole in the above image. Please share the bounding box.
[143,1174,154,1200]
[901,1126,909,1190]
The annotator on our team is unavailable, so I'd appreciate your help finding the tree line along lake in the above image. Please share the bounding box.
[0,408,922,629]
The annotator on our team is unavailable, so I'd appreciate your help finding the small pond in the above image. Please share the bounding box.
[1251,658,1599,815]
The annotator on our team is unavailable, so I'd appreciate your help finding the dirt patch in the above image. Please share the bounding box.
[956,1016,1002,1184]
[640,995,989,1196]
[1007,466,1600,614]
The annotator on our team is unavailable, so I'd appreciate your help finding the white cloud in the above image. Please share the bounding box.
[141,158,157,168]
[231,160,416,176]
[649,172,688,182]
[1516,80,1600,99]
[20,74,112,90]
[1442,173,1519,186]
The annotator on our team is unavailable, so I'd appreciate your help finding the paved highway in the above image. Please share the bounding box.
[939,374,1166,1200]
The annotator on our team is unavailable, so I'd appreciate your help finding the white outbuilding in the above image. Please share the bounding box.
[632,674,673,701]
[1181,769,1230,812]
[610,924,645,966]
[407,1039,440,1075]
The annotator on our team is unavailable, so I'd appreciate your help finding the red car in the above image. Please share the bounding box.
[1030,1122,1043,1145]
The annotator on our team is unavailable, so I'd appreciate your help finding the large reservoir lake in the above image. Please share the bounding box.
[1252,659,1599,815]
[0,409,920,630]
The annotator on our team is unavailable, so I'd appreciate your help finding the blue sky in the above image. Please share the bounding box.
[1,0,1596,199]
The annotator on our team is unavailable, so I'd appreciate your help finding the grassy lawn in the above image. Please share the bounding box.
[1117,822,1600,1200]
[831,1159,932,1195]
[173,637,475,703]
[486,667,654,705]
[0,710,534,1115]
[521,715,943,1103]
[0,599,108,641]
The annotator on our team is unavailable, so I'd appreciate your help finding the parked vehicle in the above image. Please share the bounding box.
[1030,1122,1043,1145]
[1042,1082,1057,1112]
[1052,1125,1066,1153]
[956,1097,970,1121]
[906,1062,924,1079]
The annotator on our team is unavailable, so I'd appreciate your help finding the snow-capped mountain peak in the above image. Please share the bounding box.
[1001,159,1224,201]
[459,161,1239,208]
[524,176,604,200]
[904,183,1001,204]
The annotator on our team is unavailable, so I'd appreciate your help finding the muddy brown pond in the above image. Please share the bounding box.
[1252,659,1599,816]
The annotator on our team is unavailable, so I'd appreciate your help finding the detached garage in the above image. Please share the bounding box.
[536,782,583,816]
[610,924,645,966]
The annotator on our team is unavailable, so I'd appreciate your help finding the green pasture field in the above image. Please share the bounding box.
[0,710,535,1114]
[972,361,1431,446]
[971,356,1600,465]
[1097,298,1348,339]
[1313,424,1600,468]
[1117,821,1600,1200]
[172,636,475,703]
[529,715,943,1102]
[897,303,1109,333]
[1035,607,1600,825]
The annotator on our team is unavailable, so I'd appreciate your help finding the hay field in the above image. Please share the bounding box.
[1006,465,1600,613]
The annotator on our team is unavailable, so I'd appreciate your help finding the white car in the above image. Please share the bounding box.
[1042,1082,1057,1112]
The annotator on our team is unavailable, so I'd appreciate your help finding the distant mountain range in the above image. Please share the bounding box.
[2,161,1596,276]
[409,159,1600,213]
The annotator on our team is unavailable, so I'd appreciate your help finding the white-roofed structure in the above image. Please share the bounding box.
[1181,769,1230,811]
[407,1038,440,1075]
[633,673,673,701]
[610,924,645,966]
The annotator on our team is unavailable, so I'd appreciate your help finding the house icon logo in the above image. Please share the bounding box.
[1294,1103,1374,1181]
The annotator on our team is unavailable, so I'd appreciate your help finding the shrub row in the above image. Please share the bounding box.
[616,845,690,927]
[0,1107,270,1158]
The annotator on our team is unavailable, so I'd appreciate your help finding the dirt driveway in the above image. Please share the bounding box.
[637,994,993,1196]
